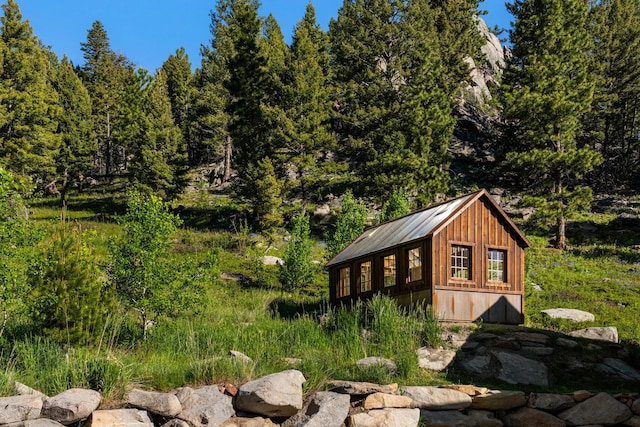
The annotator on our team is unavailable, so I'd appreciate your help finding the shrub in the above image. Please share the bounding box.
[280,214,314,292]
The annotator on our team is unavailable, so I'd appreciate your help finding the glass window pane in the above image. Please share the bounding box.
[451,245,470,279]
[360,261,372,292]
[338,267,350,297]
[488,249,506,282]
[407,247,422,282]
[383,254,396,287]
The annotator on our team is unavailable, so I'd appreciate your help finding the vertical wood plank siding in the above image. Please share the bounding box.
[432,197,524,294]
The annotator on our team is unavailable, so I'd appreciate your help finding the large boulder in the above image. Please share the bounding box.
[348,408,420,427]
[41,388,102,425]
[126,389,182,417]
[493,351,549,386]
[86,409,153,427]
[402,386,472,410]
[281,391,350,427]
[176,385,235,427]
[559,392,632,426]
[527,393,575,412]
[0,395,43,425]
[541,308,595,322]
[235,370,306,417]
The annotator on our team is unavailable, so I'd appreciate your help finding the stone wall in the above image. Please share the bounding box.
[2,371,640,427]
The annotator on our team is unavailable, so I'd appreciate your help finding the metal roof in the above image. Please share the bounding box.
[326,192,475,267]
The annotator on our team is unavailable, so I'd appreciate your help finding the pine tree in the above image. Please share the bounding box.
[53,55,96,205]
[329,0,456,205]
[500,0,602,250]
[252,156,283,231]
[80,20,134,176]
[274,4,336,206]
[583,0,640,190]
[162,48,195,164]
[0,0,61,180]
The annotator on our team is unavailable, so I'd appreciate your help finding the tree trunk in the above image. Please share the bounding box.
[223,134,232,182]
[556,215,566,250]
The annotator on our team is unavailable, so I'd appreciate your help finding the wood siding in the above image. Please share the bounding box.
[432,196,525,296]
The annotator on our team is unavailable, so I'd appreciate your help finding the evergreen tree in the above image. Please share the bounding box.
[80,20,134,176]
[277,4,336,207]
[53,55,96,205]
[279,213,313,292]
[29,216,114,345]
[500,0,602,250]
[326,190,367,259]
[223,0,271,193]
[329,0,455,205]
[128,69,189,199]
[0,0,60,179]
[583,0,640,190]
[252,156,283,231]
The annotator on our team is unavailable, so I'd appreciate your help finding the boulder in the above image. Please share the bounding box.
[356,357,397,374]
[493,351,549,386]
[572,390,592,402]
[568,326,618,343]
[0,395,43,425]
[556,337,579,349]
[460,353,491,375]
[363,393,413,410]
[327,381,398,396]
[348,408,420,427]
[416,347,457,371]
[229,350,253,364]
[559,392,632,426]
[471,390,527,411]
[440,384,487,397]
[86,409,153,427]
[161,420,191,427]
[420,410,477,427]
[510,332,550,345]
[503,407,564,427]
[624,416,640,427]
[14,382,48,400]
[527,393,575,412]
[235,370,306,417]
[221,418,278,427]
[466,409,504,427]
[177,385,235,427]
[126,389,182,417]
[402,386,472,410]
[41,388,102,425]
[598,358,640,382]
[633,397,640,415]
[541,308,595,322]
[281,391,350,427]
[260,256,284,266]
[2,420,66,427]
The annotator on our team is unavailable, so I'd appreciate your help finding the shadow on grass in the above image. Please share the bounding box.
[268,297,326,320]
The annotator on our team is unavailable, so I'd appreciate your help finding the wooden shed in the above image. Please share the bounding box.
[326,189,530,324]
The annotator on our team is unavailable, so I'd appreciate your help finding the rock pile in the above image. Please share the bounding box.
[2,375,640,427]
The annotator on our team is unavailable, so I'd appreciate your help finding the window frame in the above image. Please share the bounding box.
[487,248,507,284]
[337,266,351,298]
[405,245,424,285]
[381,252,398,289]
[358,259,373,294]
[450,243,473,281]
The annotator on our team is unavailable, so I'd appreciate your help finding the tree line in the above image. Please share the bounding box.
[0,0,638,246]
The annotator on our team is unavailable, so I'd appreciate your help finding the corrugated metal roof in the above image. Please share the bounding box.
[327,192,475,266]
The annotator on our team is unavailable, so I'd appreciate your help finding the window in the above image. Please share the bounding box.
[383,254,396,287]
[359,261,372,293]
[488,249,506,282]
[407,247,422,282]
[338,267,350,297]
[451,245,471,279]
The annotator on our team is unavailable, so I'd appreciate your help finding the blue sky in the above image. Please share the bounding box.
[16,0,511,72]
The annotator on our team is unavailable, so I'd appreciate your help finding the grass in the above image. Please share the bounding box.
[1,189,639,402]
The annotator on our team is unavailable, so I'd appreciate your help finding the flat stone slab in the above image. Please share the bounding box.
[348,408,420,427]
[598,358,640,382]
[327,381,398,396]
[472,390,527,411]
[541,308,595,322]
[569,326,618,343]
[493,351,549,386]
[402,386,471,410]
[0,395,43,424]
[416,347,456,371]
[559,392,632,426]
[86,409,153,427]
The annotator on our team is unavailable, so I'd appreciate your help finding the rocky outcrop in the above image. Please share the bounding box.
[2,374,639,427]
